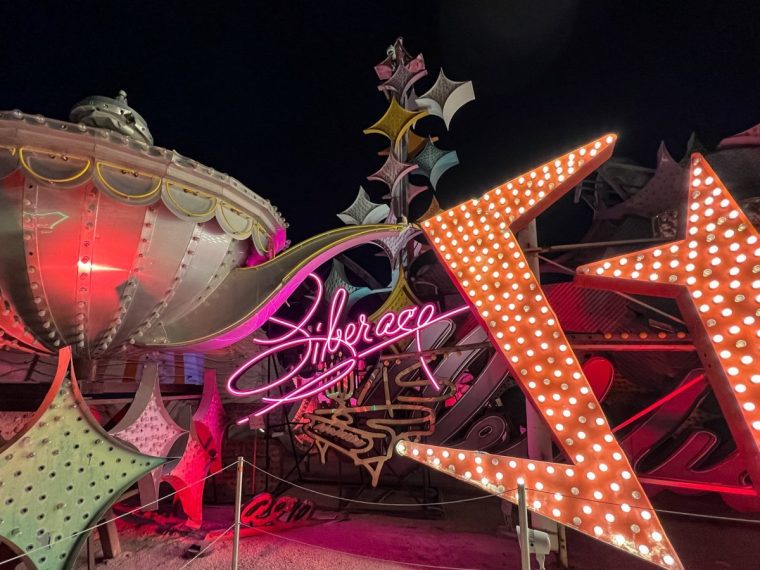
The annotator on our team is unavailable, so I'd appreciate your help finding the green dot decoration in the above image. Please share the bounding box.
[0,348,164,569]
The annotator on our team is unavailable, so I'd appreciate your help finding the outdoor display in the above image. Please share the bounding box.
[401,135,681,569]
[0,348,163,569]
[0,36,759,570]
[579,154,760,495]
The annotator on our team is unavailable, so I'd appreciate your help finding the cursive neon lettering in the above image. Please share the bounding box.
[227,273,468,419]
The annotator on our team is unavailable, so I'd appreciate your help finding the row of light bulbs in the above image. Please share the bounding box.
[416,135,681,569]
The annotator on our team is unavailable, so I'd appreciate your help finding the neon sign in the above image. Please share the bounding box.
[227,273,467,418]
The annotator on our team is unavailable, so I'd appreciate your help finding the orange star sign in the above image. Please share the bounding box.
[398,135,682,569]
[578,153,760,497]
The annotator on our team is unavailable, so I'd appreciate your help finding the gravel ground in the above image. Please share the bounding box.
[75,510,512,570]
[69,488,760,570]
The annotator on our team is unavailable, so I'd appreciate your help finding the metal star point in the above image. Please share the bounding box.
[0,348,163,569]
[578,152,760,494]
[401,134,684,569]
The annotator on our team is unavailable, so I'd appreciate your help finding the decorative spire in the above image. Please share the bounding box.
[360,39,475,257]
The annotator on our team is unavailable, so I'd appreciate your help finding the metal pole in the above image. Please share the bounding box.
[539,255,686,326]
[558,524,569,567]
[518,222,562,563]
[232,456,244,570]
[518,482,531,570]
[251,429,258,495]
[523,235,667,254]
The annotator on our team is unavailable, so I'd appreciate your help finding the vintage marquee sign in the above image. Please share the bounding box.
[578,153,760,495]
[400,135,683,569]
[226,272,467,418]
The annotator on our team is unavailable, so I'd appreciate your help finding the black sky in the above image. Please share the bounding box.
[1,1,759,246]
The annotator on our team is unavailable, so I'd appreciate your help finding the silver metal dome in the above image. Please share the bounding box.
[0,102,287,358]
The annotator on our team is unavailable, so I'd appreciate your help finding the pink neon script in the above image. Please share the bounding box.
[227,273,467,418]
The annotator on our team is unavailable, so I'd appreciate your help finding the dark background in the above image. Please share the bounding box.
[1,1,759,245]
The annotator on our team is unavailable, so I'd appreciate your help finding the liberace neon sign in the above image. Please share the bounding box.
[227,273,468,418]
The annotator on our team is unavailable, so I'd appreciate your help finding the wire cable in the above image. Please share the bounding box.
[654,508,760,525]
[243,459,504,507]
[178,523,235,569]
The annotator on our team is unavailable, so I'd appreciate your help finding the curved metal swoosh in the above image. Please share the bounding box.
[138,224,412,350]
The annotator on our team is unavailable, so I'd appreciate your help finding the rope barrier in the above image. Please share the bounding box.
[178,523,235,569]
[3,450,757,570]
[245,460,760,527]
[0,461,238,566]
[654,508,760,525]
[522,485,760,525]
[523,485,654,512]
[243,459,503,507]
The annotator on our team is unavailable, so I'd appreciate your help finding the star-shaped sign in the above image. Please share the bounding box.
[399,135,683,569]
[363,97,428,151]
[378,59,427,98]
[337,187,390,226]
[163,370,227,526]
[367,152,418,194]
[578,153,760,495]
[415,69,475,129]
[109,362,187,509]
[413,139,459,189]
[0,348,163,569]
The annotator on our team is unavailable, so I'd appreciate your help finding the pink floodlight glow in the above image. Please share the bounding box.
[227,272,468,419]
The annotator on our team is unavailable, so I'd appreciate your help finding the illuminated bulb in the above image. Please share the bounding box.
[420,137,682,567]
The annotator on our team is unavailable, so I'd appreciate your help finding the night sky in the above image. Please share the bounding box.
[1,1,759,246]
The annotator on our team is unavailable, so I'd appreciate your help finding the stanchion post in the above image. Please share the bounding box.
[519,222,562,564]
[232,456,244,570]
[518,482,531,570]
